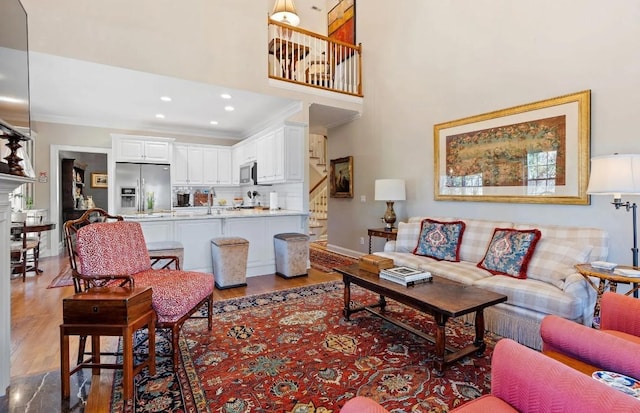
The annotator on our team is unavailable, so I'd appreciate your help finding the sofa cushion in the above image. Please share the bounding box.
[395,221,423,253]
[478,228,541,279]
[514,223,608,262]
[413,219,465,261]
[474,275,584,319]
[527,238,592,288]
[409,217,515,262]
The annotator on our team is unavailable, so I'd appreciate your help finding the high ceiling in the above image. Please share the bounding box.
[28,52,302,139]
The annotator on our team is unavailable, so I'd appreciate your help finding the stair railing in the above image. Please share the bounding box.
[268,18,363,97]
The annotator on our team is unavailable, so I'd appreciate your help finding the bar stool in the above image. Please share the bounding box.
[274,233,309,278]
[211,237,249,289]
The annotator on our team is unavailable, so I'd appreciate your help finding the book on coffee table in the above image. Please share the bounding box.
[380,266,432,286]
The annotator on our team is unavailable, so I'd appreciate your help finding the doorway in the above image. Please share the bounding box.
[49,144,111,256]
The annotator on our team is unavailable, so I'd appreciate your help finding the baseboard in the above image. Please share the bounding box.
[326,243,363,259]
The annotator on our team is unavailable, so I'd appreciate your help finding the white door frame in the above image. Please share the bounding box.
[49,144,112,256]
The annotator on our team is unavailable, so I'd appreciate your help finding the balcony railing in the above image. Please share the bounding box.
[268,18,363,97]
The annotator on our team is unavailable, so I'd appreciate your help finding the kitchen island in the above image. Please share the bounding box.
[123,208,308,277]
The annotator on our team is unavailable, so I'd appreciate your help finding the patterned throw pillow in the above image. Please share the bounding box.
[413,219,466,262]
[477,228,542,279]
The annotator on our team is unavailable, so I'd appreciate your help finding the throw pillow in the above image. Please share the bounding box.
[413,219,466,262]
[527,239,593,288]
[477,228,542,279]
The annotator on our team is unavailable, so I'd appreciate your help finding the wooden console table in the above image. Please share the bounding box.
[367,227,398,253]
[60,286,156,404]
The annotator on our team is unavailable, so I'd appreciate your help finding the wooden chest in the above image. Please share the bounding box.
[63,287,153,325]
[359,254,394,274]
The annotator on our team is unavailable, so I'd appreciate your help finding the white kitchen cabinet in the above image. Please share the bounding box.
[174,144,204,185]
[174,219,223,271]
[225,217,267,268]
[113,136,173,163]
[203,147,232,185]
[255,125,304,184]
[138,220,174,243]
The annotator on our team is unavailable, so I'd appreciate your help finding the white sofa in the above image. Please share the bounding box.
[374,216,608,349]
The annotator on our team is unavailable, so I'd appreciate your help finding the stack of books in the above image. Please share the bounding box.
[380,266,432,287]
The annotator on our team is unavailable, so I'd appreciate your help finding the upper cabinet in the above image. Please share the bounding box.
[174,144,232,187]
[203,147,232,185]
[255,124,304,184]
[174,144,204,185]
[112,135,174,163]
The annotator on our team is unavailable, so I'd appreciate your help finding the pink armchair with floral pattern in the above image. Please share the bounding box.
[64,208,214,367]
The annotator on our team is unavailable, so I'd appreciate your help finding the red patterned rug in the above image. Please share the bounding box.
[309,242,358,273]
[111,281,499,412]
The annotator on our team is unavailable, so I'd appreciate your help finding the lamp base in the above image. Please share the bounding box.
[383,201,396,230]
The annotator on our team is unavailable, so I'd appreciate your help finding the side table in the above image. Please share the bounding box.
[60,286,156,405]
[367,228,398,253]
[575,263,640,325]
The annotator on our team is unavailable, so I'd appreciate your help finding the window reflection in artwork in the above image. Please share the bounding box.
[445,115,566,190]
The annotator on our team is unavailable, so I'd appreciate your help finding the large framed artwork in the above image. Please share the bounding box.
[328,0,355,45]
[434,90,591,205]
[330,156,353,198]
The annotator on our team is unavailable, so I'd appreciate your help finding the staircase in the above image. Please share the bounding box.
[309,134,328,241]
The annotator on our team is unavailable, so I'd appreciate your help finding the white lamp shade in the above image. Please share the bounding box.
[587,154,640,195]
[271,0,300,26]
[375,179,406,201]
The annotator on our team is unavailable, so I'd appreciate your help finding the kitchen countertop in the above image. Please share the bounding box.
[121,208,307,221]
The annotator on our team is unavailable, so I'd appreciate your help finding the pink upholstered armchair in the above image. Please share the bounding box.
[541,291,640,380]
[64,208,214,367]
[341,339,640,413]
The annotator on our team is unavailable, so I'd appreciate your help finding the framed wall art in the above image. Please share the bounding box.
[434,90,591,205]
[330,156,353,198]
[328,0,355,45]
[90,172,108,188]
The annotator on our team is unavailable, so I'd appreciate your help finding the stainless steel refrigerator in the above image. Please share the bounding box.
[115,162,171,214]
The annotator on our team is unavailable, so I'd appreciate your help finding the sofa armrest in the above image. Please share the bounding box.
[600,292,640,336]
[541,315,640,380]
[563,272,597,326]
[383,240,397,252]
[492,338,640,413]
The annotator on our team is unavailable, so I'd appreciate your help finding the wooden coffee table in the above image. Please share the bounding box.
[334,264,507,373]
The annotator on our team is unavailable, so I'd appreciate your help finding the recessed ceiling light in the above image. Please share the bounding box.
[155,113,165,119]
[224,106,234,111]
[160,96,172,102]
[221,93,231,99]
[210,120,219,125]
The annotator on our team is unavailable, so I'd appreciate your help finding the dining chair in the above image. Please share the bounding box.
[64,208,214,367]
[10,216,42,282]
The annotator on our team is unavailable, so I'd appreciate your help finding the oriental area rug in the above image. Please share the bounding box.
[110,281,499,413]
[309,241,358,273]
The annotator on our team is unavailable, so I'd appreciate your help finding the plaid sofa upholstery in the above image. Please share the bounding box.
[376,217,608,349]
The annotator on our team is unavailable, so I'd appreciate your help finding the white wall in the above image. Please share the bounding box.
[328,0,640,266]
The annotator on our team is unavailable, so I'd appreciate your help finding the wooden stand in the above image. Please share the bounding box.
[60,287,156,404]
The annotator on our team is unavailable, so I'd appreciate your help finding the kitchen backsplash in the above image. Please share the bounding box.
[172,182,302,211]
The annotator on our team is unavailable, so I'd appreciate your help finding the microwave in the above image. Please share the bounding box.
[240,161,257,184]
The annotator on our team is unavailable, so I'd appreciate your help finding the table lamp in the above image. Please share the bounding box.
[587,154,640,268]
[375,179,406,231]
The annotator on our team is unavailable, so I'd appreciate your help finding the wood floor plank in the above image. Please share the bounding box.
[11,253,341,411]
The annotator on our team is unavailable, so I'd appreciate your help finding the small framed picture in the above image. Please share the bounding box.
[90,172,108,188]
[330,156,353,198]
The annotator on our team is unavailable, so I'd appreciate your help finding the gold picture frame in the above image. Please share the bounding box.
[90,172,108,188]
[434,90,591,205]
[330,156,353,198]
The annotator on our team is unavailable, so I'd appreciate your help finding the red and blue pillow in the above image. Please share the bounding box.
[478,228,542,279]
[413,219,466,262]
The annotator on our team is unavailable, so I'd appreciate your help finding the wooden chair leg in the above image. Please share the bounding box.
[21,250,27,282]
[77,335,87,365]
[207,295,213,331]
[171,326,179,367]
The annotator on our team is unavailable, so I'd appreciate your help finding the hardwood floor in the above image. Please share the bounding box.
[10,253,341,412]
